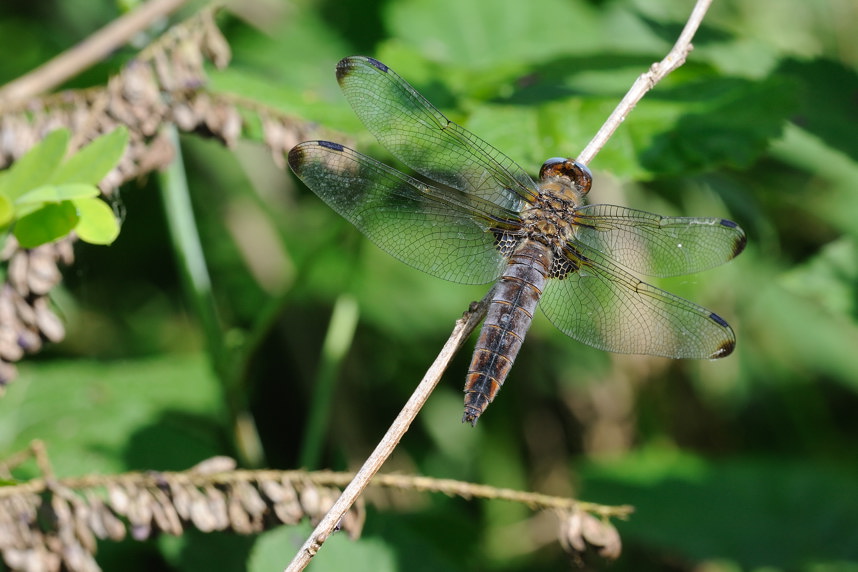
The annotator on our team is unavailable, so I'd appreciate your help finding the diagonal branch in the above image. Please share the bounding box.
[0,0,191,105]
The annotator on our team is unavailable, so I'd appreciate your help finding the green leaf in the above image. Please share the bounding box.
[384,0,604,69]
[775,58,858,163]
[639,74,798,174]
[0,193,13,227]
[50,126,129,185]
[780,237,858,317]
[581,448,858,569]
[15,183,100,205]
[13,201,78,248]
[72,196,120,245]
[0,354,223,476]
[0,129,70,200]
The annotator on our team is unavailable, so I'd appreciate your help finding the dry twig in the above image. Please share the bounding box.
[0,0,191,105]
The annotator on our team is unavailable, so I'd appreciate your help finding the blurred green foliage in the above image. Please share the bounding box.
[1,0,857,570]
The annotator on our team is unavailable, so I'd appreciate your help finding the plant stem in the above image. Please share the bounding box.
[157,125,264,466]
[299,294,360,470]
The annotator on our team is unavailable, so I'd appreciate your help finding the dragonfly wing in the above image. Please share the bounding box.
[540,250,735,359]
[336,56,538,212]
[573,204,746,278]
[288,141,513,285]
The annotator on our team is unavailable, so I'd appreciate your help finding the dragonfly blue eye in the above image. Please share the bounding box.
[289,56,745,425]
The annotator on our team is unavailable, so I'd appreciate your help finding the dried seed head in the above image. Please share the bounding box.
[33,297,65,343]
[188,487,217,533]
[203,486,229,530]
[189,456,236,475]
[148,486,183,536]
[559,508,622,561]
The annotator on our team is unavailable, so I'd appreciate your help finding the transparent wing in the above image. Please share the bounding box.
[335,56,538,212]
[572,204,747,278]
[288,141,517,285]
[541,250,735,359]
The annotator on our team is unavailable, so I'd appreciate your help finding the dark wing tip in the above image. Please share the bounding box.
[707,312,736,358]
[288,141,346,174]
[286,144,306,173]
[720,219,748,258]
[336,56,389,83]
[335,57,352,82]
[733,230,748,258]
[711,338,736,358]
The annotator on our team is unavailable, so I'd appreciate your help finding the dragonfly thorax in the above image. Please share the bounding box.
[519,178,583,249]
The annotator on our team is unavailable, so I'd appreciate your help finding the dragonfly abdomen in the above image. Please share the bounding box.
[463,241,552,425]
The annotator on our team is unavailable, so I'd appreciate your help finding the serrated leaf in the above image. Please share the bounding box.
[50,126,129,185]
[15,183,100,205]
[0,129,70,200]
[72,196,119,245]
[13,201,78,248]
[639,75,797,174]
[385,0,600,69]
[776,58,858,163]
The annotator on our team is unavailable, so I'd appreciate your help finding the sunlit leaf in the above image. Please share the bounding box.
[0,193,13,227]
[50,126,129,185]
[0,129,69,200]
[72,196,120,245]
[15,183,100,205]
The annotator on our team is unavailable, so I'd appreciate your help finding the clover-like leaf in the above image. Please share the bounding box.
[16,183,100,205]
[73,197,120,245]
[50,126,129,185]
[0,194,13,227]
[0,129,70,200]
[13,201,79,248]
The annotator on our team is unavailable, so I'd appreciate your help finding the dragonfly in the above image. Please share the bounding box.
[288,56,746,426]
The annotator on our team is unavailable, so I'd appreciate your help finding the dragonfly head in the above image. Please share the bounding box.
[538,158,593,197]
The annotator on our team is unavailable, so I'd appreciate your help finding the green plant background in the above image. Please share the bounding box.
[1,0,857,570]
